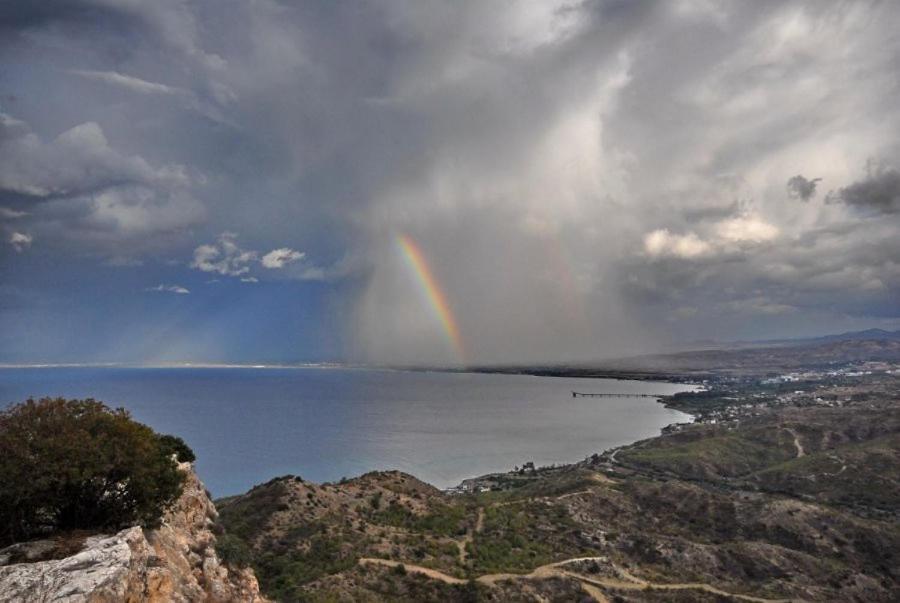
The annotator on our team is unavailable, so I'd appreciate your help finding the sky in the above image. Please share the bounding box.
[1,0,899,366]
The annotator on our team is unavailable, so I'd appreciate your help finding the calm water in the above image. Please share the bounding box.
[0,367,692,496]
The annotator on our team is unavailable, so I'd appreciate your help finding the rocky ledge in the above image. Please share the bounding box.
[0,463,266,602]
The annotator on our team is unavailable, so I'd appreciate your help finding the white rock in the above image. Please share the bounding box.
[0,464,267,602]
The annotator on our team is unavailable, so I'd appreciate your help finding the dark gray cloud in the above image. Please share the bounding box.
[787,175,821,201]
[0,114,189,199]
[2,0,900,362]
[830,164,900,214]
[0,2,107,32]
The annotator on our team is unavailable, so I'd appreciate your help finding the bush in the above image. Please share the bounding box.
[253,536,357,599]
[0,397,186,545]
[216,533,253,567]
[157,434,196,463]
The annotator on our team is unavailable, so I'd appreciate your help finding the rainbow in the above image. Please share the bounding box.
[396,234,465,363]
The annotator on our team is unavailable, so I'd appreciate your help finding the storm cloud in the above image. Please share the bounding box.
[787,175,821,201]
[1,0,900,364]
[831,164,900,214]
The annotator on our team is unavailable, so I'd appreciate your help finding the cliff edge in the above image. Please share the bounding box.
[0,462,266,602]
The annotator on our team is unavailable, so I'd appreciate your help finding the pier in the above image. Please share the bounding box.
[572,391,664,398]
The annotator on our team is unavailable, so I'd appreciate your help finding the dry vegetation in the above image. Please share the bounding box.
[219,369,900,602]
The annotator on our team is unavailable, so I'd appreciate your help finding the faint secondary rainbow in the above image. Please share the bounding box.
[396,234,466,363]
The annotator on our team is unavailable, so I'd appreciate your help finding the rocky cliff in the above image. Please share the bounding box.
[0,463,266,602]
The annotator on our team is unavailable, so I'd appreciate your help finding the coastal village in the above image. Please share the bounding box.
[449,358,900,495]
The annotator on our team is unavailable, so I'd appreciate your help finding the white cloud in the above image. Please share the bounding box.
[0,207,26,219]
[9,231,32,252]
[191,235,323,280]
[146,284,190,294]
[261,247,305,269]
[643,229,712,259]
[190,232,257,276]
[71,70,182,96]
[643,214,779,260]
[715,215,779,243]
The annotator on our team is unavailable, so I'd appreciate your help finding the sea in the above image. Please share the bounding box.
[0,367,694,496]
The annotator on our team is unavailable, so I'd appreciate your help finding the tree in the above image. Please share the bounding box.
[0,397,187,545]
[158,433,197,463]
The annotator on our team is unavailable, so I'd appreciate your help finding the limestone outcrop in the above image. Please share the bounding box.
[0,463,266,602]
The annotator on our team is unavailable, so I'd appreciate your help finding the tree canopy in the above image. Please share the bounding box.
[0,397,191,545]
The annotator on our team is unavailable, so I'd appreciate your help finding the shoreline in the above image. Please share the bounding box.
[441,390,701,495]
[1,365,699,498]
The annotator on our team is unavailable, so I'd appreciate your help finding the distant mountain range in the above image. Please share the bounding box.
[679,328,900,351]
[750,328,900,346]
[474,328,900,378]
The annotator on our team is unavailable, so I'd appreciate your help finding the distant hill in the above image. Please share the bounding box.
[473,333,900,379]
[677,328,900,351]
[753,328,900,346]
[601,338,900,376]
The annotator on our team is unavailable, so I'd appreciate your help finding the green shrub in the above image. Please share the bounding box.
[0,397,185,545]
[216,533,253,567]
[254,536,357,600]
[157,434,196,463]
[370,501,467,537]
[217,480,289,542]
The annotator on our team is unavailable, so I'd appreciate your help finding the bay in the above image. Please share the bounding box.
[0,367,693,496]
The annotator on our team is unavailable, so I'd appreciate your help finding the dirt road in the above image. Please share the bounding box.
[358,555,796,602]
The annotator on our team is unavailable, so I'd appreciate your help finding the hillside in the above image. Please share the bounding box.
[218,368,900,601]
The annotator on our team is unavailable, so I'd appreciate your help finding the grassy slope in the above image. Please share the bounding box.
[753,432,900,510]
[618,427,797,480]
[217,401,900,602]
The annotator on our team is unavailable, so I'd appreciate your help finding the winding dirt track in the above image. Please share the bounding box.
[456,507,484,564]
[360,557,468,584]
[361,473,797,601]
[603,565,795,602]
[358,556,796,602]
[785,427,806,458]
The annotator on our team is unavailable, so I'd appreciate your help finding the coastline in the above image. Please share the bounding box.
[0,365,694,497]
[442,388,701,495]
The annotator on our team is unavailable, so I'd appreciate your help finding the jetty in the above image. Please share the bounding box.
[572,391,663,398]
